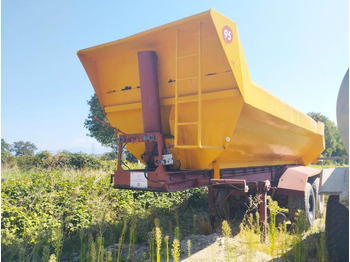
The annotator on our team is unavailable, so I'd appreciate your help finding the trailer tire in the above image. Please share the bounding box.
[326,195,349,262]
[311,177,324,218]
[288,183,316,226]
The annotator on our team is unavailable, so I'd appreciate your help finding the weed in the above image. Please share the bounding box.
[79,230,85,262]
[174,226,180,240]
[268,197,279,256]
[222,220,232,238]
[247,213,257,260]
[164,235,169,262]
[154,218,162,262]
[222,220,233,261]
[18,246,25,262]
[96,236,104,262]
[255,212,260,238]
[48,254,57,262]
[127,215,137,261]
[171,238,180,262]
[88,234,96,262]
[117,215,128,262]
[193,214,197,235]
[315,231,326,262]
[43,245,50,262]
[105,249,113,262]
[239,195,261,260]
[291,210,308,261]
[175,210,180,229]
[277,220,288,258]
[187,239,192,261]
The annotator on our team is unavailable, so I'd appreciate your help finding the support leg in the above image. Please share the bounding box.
[258,180,270,242]
[258,190,267,223]
[208,186,216,229]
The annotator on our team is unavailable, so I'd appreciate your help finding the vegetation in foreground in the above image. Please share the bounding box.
[2,164,329,262]
[1,138,334,261]
[1,166,208,261]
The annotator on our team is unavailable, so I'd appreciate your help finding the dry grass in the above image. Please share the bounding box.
[221,196,327,261]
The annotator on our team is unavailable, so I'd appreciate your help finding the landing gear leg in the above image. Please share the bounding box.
[208,186,216,229]
[258,180,270,242]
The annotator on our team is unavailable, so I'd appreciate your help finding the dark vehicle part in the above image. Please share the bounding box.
[311,177,324,218]
[326,195,349,261]
[288,183,316,226]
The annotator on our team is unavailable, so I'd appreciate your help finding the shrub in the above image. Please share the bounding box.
[52,152,103,169]
[35,151,54,169]
[1,151,17,168]
[16,155,37,170]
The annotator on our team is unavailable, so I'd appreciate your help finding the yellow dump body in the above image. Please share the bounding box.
[78,9,324,170]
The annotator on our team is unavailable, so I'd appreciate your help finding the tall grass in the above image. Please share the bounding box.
[316,231,326,262]
[187,239,192,261]
[149,228,155,262]
[291,210,308,261]
[193,214,197,235]
[172,218,181,262]
[171,238,180,262]
[105,250,113,262]
[79,230,85,262]
[222,220,234,261]
[96,236,104,262]
[164,235,169,262]
[117,215,128,262]
[268,197,279,256]
[154,218,162,262]
[88,234,96,262]
[235,195,325,261]
[127,215,137,261]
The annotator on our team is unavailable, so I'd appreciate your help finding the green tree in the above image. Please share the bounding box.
[1,139,12,152]
[84,94,118,150]
[1,139,16,167]
[84,94,138,162]
[307,112,347,157]
[11,141,37,156]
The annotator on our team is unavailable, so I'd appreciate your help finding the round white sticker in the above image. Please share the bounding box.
[222,26,233,44]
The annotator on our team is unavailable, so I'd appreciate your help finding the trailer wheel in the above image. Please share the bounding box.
[311,177,324,218]
[288,183,316,226]
[326,195,349,262]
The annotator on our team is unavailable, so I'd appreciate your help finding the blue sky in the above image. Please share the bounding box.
[2,0,349,154]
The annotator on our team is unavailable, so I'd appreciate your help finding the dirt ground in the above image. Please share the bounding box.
[179,233,275,262]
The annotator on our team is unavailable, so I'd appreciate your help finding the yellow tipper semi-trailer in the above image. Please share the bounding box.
[78,9,325,225]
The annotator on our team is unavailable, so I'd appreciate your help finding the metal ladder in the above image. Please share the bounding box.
[174,22,202,149]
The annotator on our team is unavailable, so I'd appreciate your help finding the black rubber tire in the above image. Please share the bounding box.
[326,195,349,262]
[288,183,316,226]
[311,177,324,218]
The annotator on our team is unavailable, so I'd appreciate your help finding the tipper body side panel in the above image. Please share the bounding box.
[78,9,324,174]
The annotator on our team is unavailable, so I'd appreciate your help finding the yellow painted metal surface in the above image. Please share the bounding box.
[78,9,325,170]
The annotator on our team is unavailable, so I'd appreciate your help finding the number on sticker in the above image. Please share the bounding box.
[224,29,231,41]
[222,26,233,44]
